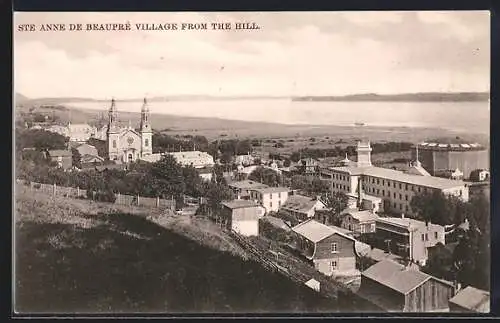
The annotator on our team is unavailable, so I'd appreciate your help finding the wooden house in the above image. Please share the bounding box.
[449,286,490,313]
[220,200,266,237]
[280,194,327,222]
[45,149,73,169]
[358,259,455,312]
[292,219,359,277]
[340,209,378,236]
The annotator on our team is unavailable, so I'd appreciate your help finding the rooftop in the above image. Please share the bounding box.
[47,149,73,157]
[292,219,355,243]
[343,209,379,223]
[228,180,269,190]
[251,186,290,194]
[376,217,444,231]
[329,165,466,190]
[418,141,486,151]
[280,194,325,214]
[221,200,262,210]
[362,259,435,295]
[449,286,490,313]
[169,151,215,160]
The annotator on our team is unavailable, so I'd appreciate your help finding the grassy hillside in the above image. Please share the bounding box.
[15,188,353,314]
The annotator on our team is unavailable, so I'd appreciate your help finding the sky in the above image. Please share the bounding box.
[13,11,490,99]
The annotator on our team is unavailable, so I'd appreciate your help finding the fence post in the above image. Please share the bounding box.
[53,183,56,197]
[30,182,33,191]
[77,186,80,197]
[156,196,160,208]
[118,192,121,204]
[137,194,140,206]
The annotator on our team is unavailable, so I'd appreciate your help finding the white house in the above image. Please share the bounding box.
[249,186,290,213]
[221,200,266,237]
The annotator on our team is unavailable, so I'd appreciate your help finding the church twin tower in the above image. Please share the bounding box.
[106,98,153,163]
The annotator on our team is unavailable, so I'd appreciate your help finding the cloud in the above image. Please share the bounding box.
[13,11,490,98]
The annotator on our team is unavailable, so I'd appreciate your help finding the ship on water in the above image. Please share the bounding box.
[354,122,366,127]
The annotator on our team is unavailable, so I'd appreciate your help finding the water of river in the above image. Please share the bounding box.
[65,99,490,135]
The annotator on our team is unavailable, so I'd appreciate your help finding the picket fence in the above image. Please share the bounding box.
[18,179,176,210]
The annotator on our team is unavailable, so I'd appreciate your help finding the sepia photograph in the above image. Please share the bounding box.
[13,11,490,314]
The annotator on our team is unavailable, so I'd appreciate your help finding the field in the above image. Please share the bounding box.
[15,187,358,314]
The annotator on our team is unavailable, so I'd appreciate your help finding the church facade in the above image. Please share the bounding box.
[106,98,153,163]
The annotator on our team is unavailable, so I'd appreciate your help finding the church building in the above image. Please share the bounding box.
[106,98,153,163]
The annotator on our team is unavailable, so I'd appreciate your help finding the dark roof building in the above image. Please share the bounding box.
[359,259,455,312]
[449,286,490,313]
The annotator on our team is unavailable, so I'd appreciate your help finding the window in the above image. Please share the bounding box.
[425,233,428,241]
[393,192,396,198]
[270,201,273,208]
[418,187,421,193]
[331,243,338,253]
[331,260,338,270]
[112,140,117,148]
[399,194,402,200]
[278,200,281,207]
[434,232,438,239]
[393,202,397,208]
[393,182,396,188]
[382,190,385,196]
[382,180,385,186]
[399,204,402,210]
[405,195,408,201]
[377,189,380,195]
[145,138,149,147]
[388,181,391,187]
[372,178,375,184]
[405,184,408,190]
[406,205,409,212]
[377,179,380,185]
[421,234,425,241]
[278,192,281,199]
[399,183,402,189]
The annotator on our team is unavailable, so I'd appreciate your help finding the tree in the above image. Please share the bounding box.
[422,243,455,281]
[220,151,233,165]
[291,175,309,191]
[248,167,282,187]
[410,190,452,225]
[16,129,68,151]
[321,192,349,226]
[204,182,234,217]
[71,148,81,169]
[211,164,226,185]
[323,191,348,215]
[149,155,186,200]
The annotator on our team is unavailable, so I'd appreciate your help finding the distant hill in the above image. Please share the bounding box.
[18,95,288,105]
[15,93,30,105]
[292,92,490,102]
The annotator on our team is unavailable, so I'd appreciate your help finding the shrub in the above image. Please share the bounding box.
[33,183,41,189]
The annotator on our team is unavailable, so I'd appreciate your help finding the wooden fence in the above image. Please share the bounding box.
[19,180,176,210]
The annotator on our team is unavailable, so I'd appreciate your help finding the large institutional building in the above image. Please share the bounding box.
[320,141,469,217]
[106,98,154,163]
[411,141,489,179]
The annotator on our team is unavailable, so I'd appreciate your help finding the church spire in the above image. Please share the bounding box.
[107,97,118,134]
[140,97,151,133]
